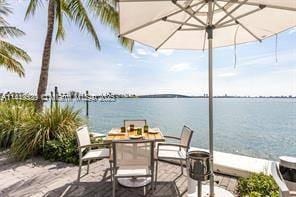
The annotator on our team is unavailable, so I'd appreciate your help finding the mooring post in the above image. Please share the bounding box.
[50,91,53,109]
[54,86,58,107]
[86,90,89,117]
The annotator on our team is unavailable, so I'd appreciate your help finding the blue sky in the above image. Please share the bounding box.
[0,1,295,96]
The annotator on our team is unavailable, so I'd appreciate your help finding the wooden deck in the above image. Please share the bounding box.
[0,151,238,197]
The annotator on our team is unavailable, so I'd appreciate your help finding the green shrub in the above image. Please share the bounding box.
[11,105,83,160]
[43,136,79,164]
[0,100,35,148]
[237,173,279,197]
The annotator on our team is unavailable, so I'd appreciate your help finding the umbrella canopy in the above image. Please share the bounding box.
[118,0,296,196]
[119,0,296,49]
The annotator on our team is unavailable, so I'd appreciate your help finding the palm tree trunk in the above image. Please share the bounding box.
[35,0,55,111]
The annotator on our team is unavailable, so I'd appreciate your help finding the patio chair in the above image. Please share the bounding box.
[271,161,296,197]
[124,119,147,128]
[112,140,154,197]
[155,125,193,185]
[76,125,112,182]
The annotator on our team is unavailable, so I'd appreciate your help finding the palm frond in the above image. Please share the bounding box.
[25,0,43,19]
[60,0,73,18]
[0,41,31,77]
[0,16,8,26]
[55,0,65,41]
[0,50,25,77]
[0,26,25,38]
[0,0,12,16]
[87,0,133,51]
[0,41,31,62]
[67,0,100,49]
[119,37,134,51]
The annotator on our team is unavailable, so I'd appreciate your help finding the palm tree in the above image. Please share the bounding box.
[26,0,133,111]
[0,0,31,77]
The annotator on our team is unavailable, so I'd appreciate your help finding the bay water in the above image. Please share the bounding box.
[64,98,295,160]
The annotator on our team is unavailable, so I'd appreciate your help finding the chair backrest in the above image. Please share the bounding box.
[112,140,153,170]
[271,162,291,197]
[124,120,147,128]
[76,126,91,152]
[180,125,194,150]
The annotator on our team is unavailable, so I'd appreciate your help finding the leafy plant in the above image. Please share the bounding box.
[237,173,279,197]
[10,105,83,160]
[0,100,35,148]
[43,136,79,164]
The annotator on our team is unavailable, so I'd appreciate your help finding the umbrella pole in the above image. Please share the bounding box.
[207,28,214,197]
[207,1,214,196]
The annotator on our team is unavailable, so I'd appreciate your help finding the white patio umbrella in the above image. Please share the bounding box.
[118,0,296,196]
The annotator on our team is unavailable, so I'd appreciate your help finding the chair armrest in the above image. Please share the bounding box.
[271,162,290,197]
[157,143,188,150]
[164,135,181,140]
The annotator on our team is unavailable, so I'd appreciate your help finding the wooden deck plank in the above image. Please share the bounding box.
[0,151,238,197]
[227,178,238,194]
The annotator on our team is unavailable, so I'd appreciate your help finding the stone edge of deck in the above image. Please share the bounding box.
[189,147,273,177]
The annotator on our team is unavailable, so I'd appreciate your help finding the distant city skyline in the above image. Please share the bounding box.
[1,90,295,98]
[0,1,295,96]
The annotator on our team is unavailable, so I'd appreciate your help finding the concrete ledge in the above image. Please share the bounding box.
[189,147,273,177]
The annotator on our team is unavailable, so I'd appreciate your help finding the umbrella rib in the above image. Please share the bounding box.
[217,0,296,12]
[216,22,237,29]
[155,1,206,50]
[179,27,205,31]
[217,6,264,27]
[164,19,204,28]
[119,1,204,37]
[214,1,262,42]
[214,0,248,26]
[184,0,194,7]
[173,1,207,26]
[167,2,207,29]
[155,16,194,50]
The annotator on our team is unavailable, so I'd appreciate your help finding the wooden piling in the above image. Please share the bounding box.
[86,90,89,117]
[54,86,58,107]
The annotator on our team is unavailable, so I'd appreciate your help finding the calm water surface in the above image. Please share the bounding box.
[65,98,296,160]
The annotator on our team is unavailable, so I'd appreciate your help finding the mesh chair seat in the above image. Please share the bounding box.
[82,148,110,160]
[157,145,186,160]
[116,167,151,177]
[112,140,154,197]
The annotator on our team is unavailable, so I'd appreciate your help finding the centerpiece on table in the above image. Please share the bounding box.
[144,125,149,133]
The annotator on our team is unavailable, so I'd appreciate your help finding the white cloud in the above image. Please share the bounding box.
[135,47,159,58]
[136,48,148,55]
[235,50,296,68]
[169,63,191,72]
[217,72,238,78]
[151,52,159,57]
[158,49,174,56]
[131,53,140,59]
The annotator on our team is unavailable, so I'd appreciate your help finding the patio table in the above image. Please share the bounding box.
[104,128,165,188]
